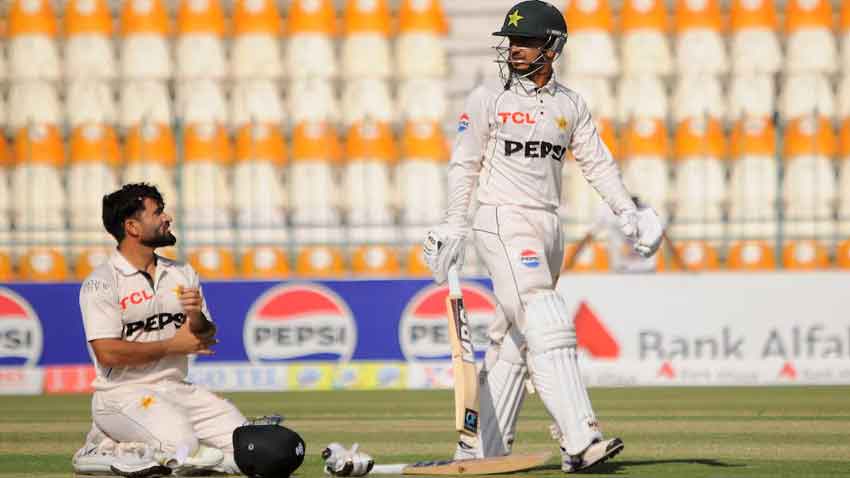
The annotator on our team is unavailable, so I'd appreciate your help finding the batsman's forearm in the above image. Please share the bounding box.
[90,338,171,368]
[189,313,215,338]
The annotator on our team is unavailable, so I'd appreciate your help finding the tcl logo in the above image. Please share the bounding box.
[120,290,154,310]
[498,112,536,124]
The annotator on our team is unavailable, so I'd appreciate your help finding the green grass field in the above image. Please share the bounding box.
[1,387,849,477]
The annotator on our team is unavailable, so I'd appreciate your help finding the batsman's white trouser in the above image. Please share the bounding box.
[473,204,601,456]
[92,380,245,472]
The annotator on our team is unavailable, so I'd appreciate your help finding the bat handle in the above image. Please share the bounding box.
[447,263,462,297]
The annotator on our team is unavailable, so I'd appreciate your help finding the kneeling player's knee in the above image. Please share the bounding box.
[524,291,575,355]
[160,429,199,459]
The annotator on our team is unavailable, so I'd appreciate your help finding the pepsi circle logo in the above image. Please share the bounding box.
[0,288,43,367]
[244,284,357,363]
[399,282,497,361]
[520,249,540,268]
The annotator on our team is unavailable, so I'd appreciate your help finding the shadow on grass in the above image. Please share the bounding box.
[537,458,744,474]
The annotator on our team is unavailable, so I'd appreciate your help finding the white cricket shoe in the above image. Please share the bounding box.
[452,435,483,460]
[170,445,224,476]
[110,444,172,478]
[72,442,115,475]
[561,437,624,473]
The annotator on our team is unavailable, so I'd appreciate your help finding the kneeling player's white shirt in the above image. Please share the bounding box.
[80,251,212,391]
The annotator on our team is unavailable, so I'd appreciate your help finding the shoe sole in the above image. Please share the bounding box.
[109,464,172,477]
[577,438,624,472]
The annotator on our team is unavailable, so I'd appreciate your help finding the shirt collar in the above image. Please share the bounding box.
[110,250,171,276]
[513,72,558,96]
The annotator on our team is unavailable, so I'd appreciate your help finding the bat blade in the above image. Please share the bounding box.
[445,265,479,437]
[370,452,553,476]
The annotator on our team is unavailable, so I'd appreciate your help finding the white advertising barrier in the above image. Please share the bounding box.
[557,272,850,386]
[0,367,44,395]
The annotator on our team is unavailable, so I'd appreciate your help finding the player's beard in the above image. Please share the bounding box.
[141,228,177,249]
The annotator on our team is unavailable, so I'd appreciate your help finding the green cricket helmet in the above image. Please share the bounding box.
[493,0,568,55]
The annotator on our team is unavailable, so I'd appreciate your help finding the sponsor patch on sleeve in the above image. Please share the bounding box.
[520,249,540,268]
[458,113,470,132]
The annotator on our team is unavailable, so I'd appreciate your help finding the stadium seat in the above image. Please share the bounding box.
[779,74,835,122]
[64,0,116,80]
[74,247,112,280]
[8,0,60,81]
[288,79,341,125]
[668,241,720,271]
[398,121,448,241]
[839,128,850,239]
[67,124,120,241]
[620,118,670,217]
[397,79,448,123]
[181,123,233,250]
[562,75,616,121]
[782,240,830,270]
[343,121,397,243]
[674,0,727,74]
[233,123,287,247]
[727,74,775,122]
[120,80,173,129]
[120,0,172,79]
[231,80,284,130]
[290,122,344,246]
[342,79,395,127]
[351,245,401,277]
[727,240,776,270]
[561,0,618,77]
[18,248,69,281]
[672,75,725,124]
[785,0,837,74]
[176,0,227,80]
[285,0,338,79]
[563,242,610,272]
[66,80,117,128]
[561,158,606,239]
[241,246,289,278]
[397,0,448,78]
[836,76,850,121]
[8,81,61,131]
[124,123,179,216]
[405,244,431,277]
[836,240,850,268]
[295,246,346,277]
[617,75,668,123]
[188,246,237,279]
[0,140,12,274]
[342,0,392,79]
[730,0,781,74]
[232,0,283,79]
[0,252,13,281]
[842,1,850,73]
[620,0,671,75]
[728,117,778,239]
[176,79,228,126]
[672,117,727,242]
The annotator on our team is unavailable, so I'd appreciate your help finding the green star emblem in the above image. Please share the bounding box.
[507,9,524,28]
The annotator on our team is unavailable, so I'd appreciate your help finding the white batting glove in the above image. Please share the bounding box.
[619,207,663,258]
[322,443,374,477]
[423,224,466,285]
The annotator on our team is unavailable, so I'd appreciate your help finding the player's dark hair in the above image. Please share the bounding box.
[102,183,165,243]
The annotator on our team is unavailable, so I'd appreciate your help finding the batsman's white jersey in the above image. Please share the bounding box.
[79,251,245,467]
[448,75,635,337]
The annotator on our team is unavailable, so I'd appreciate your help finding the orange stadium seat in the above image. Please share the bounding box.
[285,0,337,79]
[842,1,850,72]
[667,241,720,271]
[351,245,401,277]
[0,253,12,282]
[123,122,179,214]
[241,246,290,279]
[398,121,448,240]
[74,248,112,280]
[344,120,397,244]
[64,0,116,80]
[296,246,346,277]
[727,240,777,270]
[8,0,60,80]
[561,0,617,78]
[18,248,69,282]
[120,0,172,79]
[563,242,610,273]
[405,244,431,277]
[836,240,850,269]
[232,0,283,79]
[620,118,670,218]
[782,240,830,270]
[730,0,781,74]
[342,0,392,79]
[728,117,778,240]
[785,0,836,74]
[176,0,227,80]
[674,0,726,74]
[620,0,671,75]
[397,0,448,78]
[188,247,237,279]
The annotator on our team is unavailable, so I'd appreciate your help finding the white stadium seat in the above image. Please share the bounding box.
[620,0,672,76]
[779,74,835,122]
[175,0,228,80]
[397,79,448,123]
[231,0,283,79]
[561,0,618,77]
[8,0,60,81]
[231,80,284,129]
[341,0,393,79]
[396,0,448,78]
[784,0,837,74]
[120,80,173,129]
[563,75,615,120]
[730,0,782,74]
[285,0,338,80]
[617,75,668,123]
[672,75,725,124]
[176,79,228,126]
[288,79,341,125]
[64,0,117,80]
[120,0,172,80]
[8,81,61,130]
[342,79,395,127]
[727,74,776,122]
[674,0,728,75]
[66,81,117,128]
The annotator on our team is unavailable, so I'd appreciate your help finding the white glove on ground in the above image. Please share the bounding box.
[322,443,374,477]
[423,224,466,284]
[619,207,663,258]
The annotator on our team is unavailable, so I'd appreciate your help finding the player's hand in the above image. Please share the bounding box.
[177,286,204,321]
[423,224,466,285]
[619,207,663,258]
[166,323,218,356]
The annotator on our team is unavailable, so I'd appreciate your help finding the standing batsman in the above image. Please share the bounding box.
[72,183,246,477]
[424,0,662,472]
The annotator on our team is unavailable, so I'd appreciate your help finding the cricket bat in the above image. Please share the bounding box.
[370,451,552,475]
[445,264,479,441]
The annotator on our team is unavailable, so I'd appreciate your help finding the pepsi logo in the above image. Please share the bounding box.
[520,249,540,268]
[0,288,43,367]
[399,282,497,361]
[458,113,470,133]
[244,285,357,363]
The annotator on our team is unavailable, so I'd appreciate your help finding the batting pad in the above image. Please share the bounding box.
[524,291,602,455]
[478,355,527,457]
